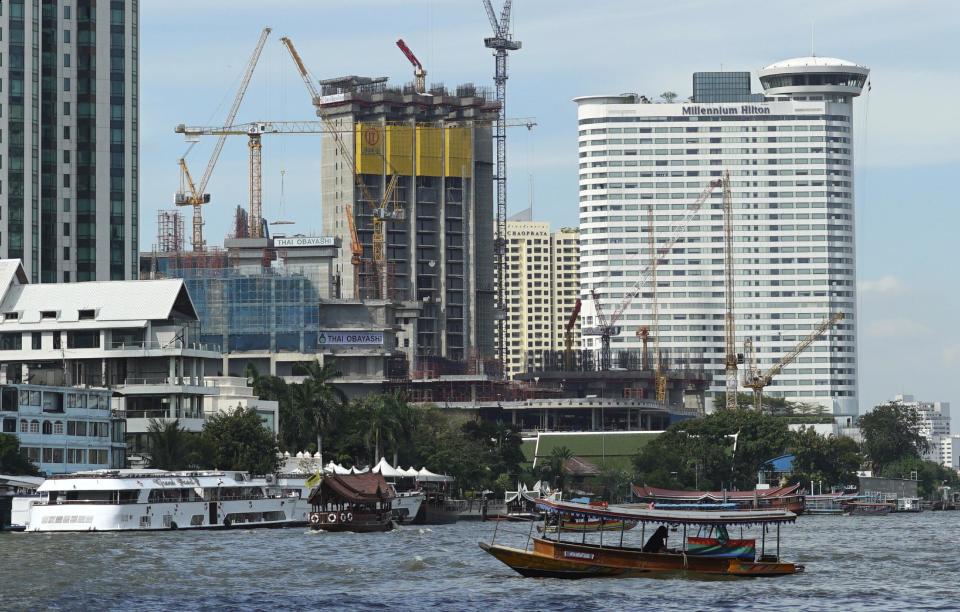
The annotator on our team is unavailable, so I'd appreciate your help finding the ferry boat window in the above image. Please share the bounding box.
[118,490,138,504]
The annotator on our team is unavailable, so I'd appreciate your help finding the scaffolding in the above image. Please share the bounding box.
[156,209,185,253]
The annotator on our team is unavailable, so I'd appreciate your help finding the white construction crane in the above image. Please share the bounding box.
[742,312,845,412]
[175,26,271,252]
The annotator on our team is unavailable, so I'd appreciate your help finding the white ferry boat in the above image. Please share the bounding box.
[28,469,295,532]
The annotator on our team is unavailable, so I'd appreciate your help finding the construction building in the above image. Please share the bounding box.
[0,1,139,282]
[576,56,868,416]
[316,77,499,365]
[498,221,580,378]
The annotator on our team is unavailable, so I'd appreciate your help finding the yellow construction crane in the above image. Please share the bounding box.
[742,312,845,412]
[721,171,739,410]
[647,206,667,403]
[279,36,403,299]
[175,26,271,251]
[345,203,363,298]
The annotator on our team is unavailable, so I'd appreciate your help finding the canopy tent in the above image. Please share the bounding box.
[372,458,403,478]
[401,467,420,477]
[416,467,454,483]
[323,461,351,475]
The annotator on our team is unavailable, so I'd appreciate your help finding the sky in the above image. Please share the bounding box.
[141,0,960,424]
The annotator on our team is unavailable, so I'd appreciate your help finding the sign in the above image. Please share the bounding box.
[363,126,381,147]
[318,331,385,346]
[563,551,595,560]
[273,236,336,248]
[682,104,771,116]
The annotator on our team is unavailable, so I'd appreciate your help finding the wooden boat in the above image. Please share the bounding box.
[539,503,638,533]
[480,498,803,578]
[308,473,395,533]
[632,483,806,514]
[842,501,893,516]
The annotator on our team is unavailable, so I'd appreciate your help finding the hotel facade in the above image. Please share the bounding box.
[575,57,868,416]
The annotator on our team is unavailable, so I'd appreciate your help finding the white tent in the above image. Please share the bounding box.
[401,467,420,478]
[351,466,370,474]
[323,461,351,475]
[372,457,402,478]
[416,467,454,482]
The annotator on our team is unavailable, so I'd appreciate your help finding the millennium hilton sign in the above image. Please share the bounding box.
[682,105,771,116]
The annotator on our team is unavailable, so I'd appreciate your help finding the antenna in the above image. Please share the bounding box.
[810,20,815,56]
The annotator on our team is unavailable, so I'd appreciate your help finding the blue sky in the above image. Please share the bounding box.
[141,0,960,422]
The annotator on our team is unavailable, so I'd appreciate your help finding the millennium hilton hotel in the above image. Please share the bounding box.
[575,57,869,417]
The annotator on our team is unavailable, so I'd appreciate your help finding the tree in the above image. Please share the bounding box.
[361,393,413,463]
[202,407,280,475]
[660,91,678,103]
[880,456,960,499]
[296,360,347,463]
[0,433,40,476]
[858,402,928,471]
[147,419,200,470]
[790,426,862,489]
[539,446,574,492]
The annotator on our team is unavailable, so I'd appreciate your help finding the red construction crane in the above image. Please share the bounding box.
[564,298,582,369]
[396,39,426,94]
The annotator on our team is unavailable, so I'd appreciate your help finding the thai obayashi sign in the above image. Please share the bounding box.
[273,236,336,248]
[318,331,384,346]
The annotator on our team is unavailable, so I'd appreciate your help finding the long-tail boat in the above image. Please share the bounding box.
[632,483,806,514]
[479,497,803,578]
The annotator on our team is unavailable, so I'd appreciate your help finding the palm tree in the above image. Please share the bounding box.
[147,419,195,470]
[296,360,347,463]
[540,446,573,493]
[362,393,413,463]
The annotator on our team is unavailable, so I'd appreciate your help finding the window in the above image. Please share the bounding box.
[67,330,100,349]
[3,312,18,320]
[78,309,96,320]
[20,420,28,433]
[64,5,71,18]
[2,418,15,433]
[64,53,71,68]
[42,421,52,435]
[63,101,71,116]
[63,77,71,91]
[53,421,64,435]
[63,174,71,188]
[64,30,72,44]
[53,333,62,350]
[0,333,22,350]
[40,311,57,319]
[31,332,41,350]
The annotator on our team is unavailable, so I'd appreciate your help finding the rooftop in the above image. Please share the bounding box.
[762,56,864,70]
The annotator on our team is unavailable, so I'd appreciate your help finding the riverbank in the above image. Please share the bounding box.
[1,514,954,610]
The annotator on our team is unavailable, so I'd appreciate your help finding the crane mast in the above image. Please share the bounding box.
[743,312,845,412]
[481,0,522,371]
[722,171,738,410]
[648,206,666,402]
[176,27,271,252]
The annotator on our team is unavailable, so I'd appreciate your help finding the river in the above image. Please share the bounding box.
[2,513,956,611]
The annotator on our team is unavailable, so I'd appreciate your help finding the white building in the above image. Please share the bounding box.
[498,221,580,378]
[883,394,953,467]
[575,57,868,416]
[202,376,279,434]
[0,2,139,282]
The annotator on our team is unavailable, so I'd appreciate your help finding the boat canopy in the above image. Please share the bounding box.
[536,498,797,527]
[632,483,803,503]
[308,473,396,505]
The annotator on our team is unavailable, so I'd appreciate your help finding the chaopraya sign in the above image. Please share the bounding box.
[274,236,336,248]
[318,331,385,346]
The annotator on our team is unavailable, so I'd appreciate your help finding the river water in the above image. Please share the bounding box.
[2,513,957,611]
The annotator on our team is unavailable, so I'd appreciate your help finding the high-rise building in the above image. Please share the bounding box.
[882,394,953,467]
[576,57,868,416]
[317,77,498,362]
[0,1,139,283]
[499,221,580,378]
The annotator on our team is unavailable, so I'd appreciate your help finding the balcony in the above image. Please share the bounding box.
[106,340,222,353]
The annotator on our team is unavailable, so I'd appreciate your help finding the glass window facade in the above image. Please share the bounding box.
[692,72,764,103]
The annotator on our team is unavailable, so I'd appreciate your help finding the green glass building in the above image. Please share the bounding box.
[1,0,138,282]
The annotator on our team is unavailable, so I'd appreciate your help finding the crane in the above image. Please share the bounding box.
[742,312,845,412]
[563,298,582,370]
[480,0,522,370]
[345,203,363,299]
[396,38,426,94]
[585,179,721,370]
[647,206,666,403]
[175,26,271,252]
[722,171,738,410]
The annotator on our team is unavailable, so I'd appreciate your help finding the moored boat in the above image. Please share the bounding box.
[632,483,806,514]
[308,473,395,533]
[28,469,293,532]
[480,497,803,578]
[842,501,893,516]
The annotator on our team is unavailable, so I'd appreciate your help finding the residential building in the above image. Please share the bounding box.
[883,394,953,467]
[575,56,868,416]
[316,77,498,362]
[202,376,279,433]
[0,0,139,282]
[0,383,125,475]
[0,259,221,459]
[498,221,580,378]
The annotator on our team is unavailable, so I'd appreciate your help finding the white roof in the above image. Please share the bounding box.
[762,56,864,70]
[37,469,244,492]
[372,457,402,477]
[0,265,198,327]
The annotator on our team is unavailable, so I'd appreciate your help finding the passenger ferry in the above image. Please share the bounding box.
[28,469,294,531]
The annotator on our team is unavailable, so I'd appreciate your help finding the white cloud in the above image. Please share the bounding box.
[865,318,930,338]
[858,275,904,294]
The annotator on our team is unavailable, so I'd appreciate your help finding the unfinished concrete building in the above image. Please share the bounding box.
[317,77,498,364]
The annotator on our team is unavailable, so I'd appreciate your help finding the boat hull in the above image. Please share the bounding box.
[479,538,801,578]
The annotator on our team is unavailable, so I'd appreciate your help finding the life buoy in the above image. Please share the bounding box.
[309,513,321,525]
[327,512,338,523]
[339,512,348,522]
[346,512,353,522]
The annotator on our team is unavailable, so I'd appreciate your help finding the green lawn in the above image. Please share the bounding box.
[522,431,662,472]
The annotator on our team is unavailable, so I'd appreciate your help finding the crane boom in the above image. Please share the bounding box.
[722,171,738,410]
[482,0,500,34]
[396,39,426,93]
[279,36,321,101]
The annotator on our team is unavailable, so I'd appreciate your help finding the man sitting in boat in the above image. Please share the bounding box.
[642,525,669,553]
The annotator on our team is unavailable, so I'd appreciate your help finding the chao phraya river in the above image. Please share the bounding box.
[2,513,956,610]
